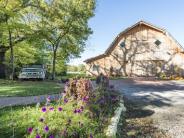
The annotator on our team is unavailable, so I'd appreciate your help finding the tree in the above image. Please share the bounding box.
[31,0,95,80]
[78,64,86,72]
[0,0,32,79]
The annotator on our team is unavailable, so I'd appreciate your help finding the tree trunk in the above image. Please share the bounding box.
[0,50,6,78]
[52,49,57,80]
[8,30,14,80]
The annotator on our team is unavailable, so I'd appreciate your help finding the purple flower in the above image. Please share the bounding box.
[39,118,44,122]
[41,107,47,112]
[77,109,81,113]
[93,95,96,98]
[35,134,41,138]
[49,107,54,111]
[27,127,33,134]
[64,98,68,103]
[49,134,54,138]
[83,96,89,102]
[44,125,49,132]
[58,107,63,111]
[74,109,77,114]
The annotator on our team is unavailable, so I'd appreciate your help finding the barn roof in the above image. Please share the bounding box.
[84,20,184,63]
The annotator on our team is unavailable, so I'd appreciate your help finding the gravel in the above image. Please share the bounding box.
[110,79,184,138]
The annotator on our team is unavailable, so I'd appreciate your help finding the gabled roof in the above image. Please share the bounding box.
[84,20,184,63]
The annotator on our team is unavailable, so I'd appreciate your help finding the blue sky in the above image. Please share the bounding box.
[69,0,184,65]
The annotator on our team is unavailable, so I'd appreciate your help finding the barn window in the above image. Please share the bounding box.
[167,52,171,55]
[93,65,99,71]
[155,40,161,46]
[120,41,125,48]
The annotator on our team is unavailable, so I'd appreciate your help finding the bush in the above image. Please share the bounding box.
[159,72,167,79]
[63,78,93,101]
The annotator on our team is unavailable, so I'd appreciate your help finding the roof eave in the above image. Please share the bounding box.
[84,54,107,63]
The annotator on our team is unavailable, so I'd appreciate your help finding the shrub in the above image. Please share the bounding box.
[159,72,167,79]
[63,78,93,101]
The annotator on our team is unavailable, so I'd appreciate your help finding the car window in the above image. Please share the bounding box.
[22,68,43,72]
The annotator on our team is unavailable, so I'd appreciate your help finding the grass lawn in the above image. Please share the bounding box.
[0,80,62,97]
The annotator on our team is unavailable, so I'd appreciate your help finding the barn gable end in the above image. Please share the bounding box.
[85,21,184,77]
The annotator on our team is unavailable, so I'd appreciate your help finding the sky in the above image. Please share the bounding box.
[69,0,184,65]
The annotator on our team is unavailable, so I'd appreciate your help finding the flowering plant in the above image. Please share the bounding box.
[1,78,120,138]
[63,78,93,102]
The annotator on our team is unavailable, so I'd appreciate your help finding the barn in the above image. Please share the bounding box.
[84,21,184,77]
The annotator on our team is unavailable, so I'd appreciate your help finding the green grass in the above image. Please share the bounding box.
[0,103,94,138]
[0,100,108,138]
[0,80,62,97]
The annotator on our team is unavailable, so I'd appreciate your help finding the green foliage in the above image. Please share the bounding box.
[5,42,37,66]
[159,72,167,79]
[0,0,39,79]
[67,64,86,73]
[30,0,96,79]
[0,0,96,79]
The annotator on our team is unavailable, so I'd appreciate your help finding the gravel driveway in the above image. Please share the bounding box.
[110,79,184,138]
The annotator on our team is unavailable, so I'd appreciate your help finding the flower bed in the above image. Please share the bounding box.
[0,78,121,138]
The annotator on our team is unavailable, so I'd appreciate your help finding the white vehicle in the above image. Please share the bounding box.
[18,68,45,80]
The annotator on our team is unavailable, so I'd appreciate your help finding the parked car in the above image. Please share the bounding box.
[18,67,46,80]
